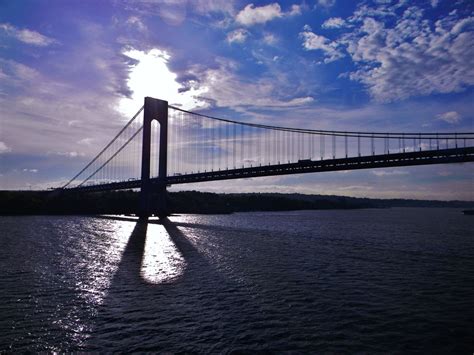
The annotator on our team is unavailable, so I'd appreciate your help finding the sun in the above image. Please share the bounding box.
[118,48,208,117]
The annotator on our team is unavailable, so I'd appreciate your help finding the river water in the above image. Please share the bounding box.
[1,208,473,352]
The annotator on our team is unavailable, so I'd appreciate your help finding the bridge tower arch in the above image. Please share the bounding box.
[140,97,168,217]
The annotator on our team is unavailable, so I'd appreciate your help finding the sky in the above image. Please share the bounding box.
[0,0,473,200]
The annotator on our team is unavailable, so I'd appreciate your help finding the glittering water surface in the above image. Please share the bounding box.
[1,209,473,352]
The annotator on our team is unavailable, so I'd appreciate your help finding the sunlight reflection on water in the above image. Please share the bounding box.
[75,218,136,306]
[1,210,473,353]
[140,223,185,284]
[55,218,137,347]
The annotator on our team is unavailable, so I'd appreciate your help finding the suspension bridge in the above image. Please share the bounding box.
[60,97,474,216]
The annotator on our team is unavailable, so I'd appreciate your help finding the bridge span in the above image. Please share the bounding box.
[60,97,474,216]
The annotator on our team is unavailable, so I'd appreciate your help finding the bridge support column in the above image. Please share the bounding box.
[139,97,168,218]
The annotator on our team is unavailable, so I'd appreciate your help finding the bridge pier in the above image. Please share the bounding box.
[139,97,168,218]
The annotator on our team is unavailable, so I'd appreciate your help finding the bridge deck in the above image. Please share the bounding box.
[67,147,474,192]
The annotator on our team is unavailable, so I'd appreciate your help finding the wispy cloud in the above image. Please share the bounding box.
[298,2,474,102]
[339,3,474,102]
[126,16,147,32]
[226,28,249,44]
[50,151,86,158]
[78,138,94,145]
[192,0,236,16]
[183,57,314,113]
[0,19,134,161]
[322,17,346,29]
[372,170,409,177]
[288,4,302,16]
[299,30,344,63]
[436,111,461,124]
[22,168,38,173]
[262,32,278,45]
[0,23,56,46]
[0,141,11,154]
[317,0,336,9]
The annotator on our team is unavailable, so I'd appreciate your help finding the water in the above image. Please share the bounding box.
[1,209,473,352]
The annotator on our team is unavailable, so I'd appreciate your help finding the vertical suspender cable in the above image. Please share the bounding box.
[345,134,348,158]
[332,135,336,159]
[358,135,361,157]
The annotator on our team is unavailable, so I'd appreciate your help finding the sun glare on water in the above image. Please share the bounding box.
[140,223,186,284]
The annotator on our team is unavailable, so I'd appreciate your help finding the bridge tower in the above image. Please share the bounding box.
[139,97,168,218]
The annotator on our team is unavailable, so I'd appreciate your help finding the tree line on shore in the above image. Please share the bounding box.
[0,190,472,215]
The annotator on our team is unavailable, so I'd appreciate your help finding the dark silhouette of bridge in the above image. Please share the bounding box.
[61,97,474,216]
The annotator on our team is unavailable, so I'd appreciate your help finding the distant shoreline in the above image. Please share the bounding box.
[1,190,472,216]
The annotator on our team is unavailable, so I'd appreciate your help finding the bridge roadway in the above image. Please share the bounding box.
[67,147,474,193]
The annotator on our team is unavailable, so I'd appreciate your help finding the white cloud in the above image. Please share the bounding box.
[22,168,38,173]
[303,24,312,31]
[340,4,474,102]
[431,0,440,8]
[299,30,344,63]
[0,141,11,154]
[227,28,249,44]
[236,3,283,26]
[322,17,346,29]
[235,3,301,26]
[185,58,315,111]
[436,111,461,124]
[0,23,56,46]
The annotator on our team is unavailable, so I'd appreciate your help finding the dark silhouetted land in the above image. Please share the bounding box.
[0,190,473,215]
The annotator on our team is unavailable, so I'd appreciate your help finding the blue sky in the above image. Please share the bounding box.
[0,0,473,199]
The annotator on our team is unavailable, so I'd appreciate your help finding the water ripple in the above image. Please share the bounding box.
[0,209,473,352]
